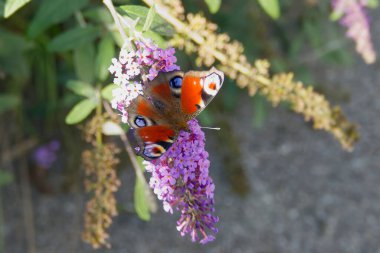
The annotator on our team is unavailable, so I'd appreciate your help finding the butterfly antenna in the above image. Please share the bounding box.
[200,126,221,131]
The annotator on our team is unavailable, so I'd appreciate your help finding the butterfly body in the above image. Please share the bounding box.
[127,67,224,161]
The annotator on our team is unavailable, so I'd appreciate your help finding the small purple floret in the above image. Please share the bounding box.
[32,140,60,169]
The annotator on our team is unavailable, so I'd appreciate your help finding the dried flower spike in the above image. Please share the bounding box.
[82,115,121,249]
[82,144,121,249]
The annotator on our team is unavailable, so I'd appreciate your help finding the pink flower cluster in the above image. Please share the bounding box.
[332,0,376,64]
[108,39,180,122]
[144,120,218,244]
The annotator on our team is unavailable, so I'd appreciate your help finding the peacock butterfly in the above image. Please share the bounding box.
[127,67,224,161]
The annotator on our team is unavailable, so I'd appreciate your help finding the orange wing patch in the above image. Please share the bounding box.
[151,83,171,100]
[208,82,216,90]
[137,126,175,143]
[136,98,156,119]
[181,76,203,114]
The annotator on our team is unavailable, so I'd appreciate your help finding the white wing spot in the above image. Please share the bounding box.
[203,73,221,96]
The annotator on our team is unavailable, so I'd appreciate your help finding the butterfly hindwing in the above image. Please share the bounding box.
[128,126,176,161]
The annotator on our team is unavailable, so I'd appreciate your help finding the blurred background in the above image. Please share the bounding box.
[1,0,380,252]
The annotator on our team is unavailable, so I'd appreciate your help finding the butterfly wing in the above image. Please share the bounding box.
[181,67,224,118]
[128,125,176,160]
[126,67,224,161]
[127,71,183,160]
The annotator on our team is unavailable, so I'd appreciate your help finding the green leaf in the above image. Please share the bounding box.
[0,170,13,187]
[0,28,28,56]
[330,9,344,21]
[141,29,166,48]
[28,0,89,38]
[65,98,96,124]
[0,94,20,114]
[111,30,124,47]
[134,158,150,221]
[204,0,221,14]
[82,6,113,24]
[73,44,96,83]
[143,5,156,32]
[119,5,174,36]
[48,26,100,52]
[3,0,30,18]
[101,84,117,102]
[303,21,322,48]
[257,0,280,20]
[0,28,29,79]
[367,0,379,8]
[95,36,115,82]
[0,1,4,18]
[66,80,95,97]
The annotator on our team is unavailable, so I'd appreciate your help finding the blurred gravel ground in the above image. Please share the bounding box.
[4,12,380,253]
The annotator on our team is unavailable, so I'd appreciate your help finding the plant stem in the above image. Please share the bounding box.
[0,138,37,166]
[20,160,37,253]
[75,11,87,27]
[0,189,5,253]
[102,101,157,212]
[103,0,133,50]
[96,90,103,147]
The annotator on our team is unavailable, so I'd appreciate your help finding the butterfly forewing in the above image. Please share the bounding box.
[181,67,224,117]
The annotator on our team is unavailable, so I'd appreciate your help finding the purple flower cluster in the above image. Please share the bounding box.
[109,39,180,122]
[32,140,60,169]
[135,40,180,80]
[144,119,218,244]
[332,0,376,64]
